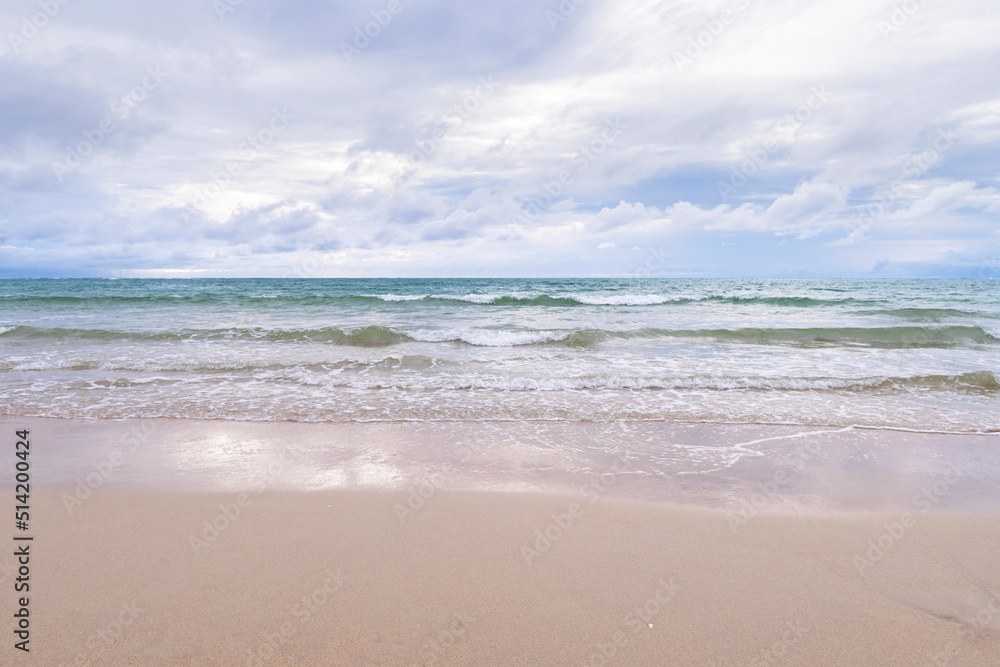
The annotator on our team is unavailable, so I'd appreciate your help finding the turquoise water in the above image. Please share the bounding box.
[1,278,998,431]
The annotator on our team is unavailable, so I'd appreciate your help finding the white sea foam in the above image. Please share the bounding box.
[405,328,567,346]
[568,293,679,306]
[371,294,429,301]
[369,292,685,306]
[3,377,996,433]
[438,293,511,304]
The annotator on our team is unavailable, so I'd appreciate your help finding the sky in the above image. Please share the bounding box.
[1,0,998,278]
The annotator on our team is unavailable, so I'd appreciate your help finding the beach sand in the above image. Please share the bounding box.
[2,419,999,665]
[4,491,999,665]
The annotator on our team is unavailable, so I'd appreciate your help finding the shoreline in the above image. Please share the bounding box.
[5,412,998,435]
[4,416,1000,512]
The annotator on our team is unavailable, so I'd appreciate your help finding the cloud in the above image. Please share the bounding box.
[591,201,662,231]
[758,180,846,236]
[890,181,989,220]
[1,0,999,276]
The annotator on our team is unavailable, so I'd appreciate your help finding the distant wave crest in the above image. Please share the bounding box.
[3,324,997,349]
[1,292,888,308]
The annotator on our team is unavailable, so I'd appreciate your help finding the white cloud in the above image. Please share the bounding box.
[591,201,662,231]
[2,0,999,276]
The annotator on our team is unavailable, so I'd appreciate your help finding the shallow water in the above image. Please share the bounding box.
[1,278,998,432]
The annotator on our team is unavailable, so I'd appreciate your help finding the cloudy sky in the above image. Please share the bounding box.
[1,0,998,278]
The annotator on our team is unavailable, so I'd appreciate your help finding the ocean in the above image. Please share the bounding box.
[1,278,998,433]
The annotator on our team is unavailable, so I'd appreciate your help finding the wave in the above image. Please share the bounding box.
[367,293,585,306]
[267,369,1000,392]
[853,307,991,321]
[16,290,993,314]
[2,324,998,348]
[0,325,580,347]
[611,325,1000,348]
[0,292,883,308]
[0,325,407,346]
[3,357,996,394]
[366,293,876,307]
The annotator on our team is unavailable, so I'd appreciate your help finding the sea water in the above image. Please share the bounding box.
[1,278,998,432]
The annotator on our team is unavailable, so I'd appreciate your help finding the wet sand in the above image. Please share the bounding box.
[2,418,999,665]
